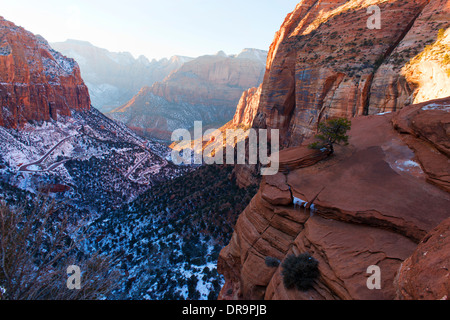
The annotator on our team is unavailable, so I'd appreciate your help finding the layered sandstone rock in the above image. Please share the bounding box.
[170,84,263,164]
[275,143,331,174]
[392,97,450,192]
[219,0,450,301]
[395,217,450,300]
[0,17,91,129]
[252,0,450,148]
[371,0,450,111]
[218,97,450,300]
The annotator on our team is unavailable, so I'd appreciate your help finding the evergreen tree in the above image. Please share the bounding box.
[309,118,351,153]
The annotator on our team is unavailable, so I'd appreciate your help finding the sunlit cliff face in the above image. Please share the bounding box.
[253,0,450,148]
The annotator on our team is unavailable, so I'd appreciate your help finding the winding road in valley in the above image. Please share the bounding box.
[19,134,80,173]
[125,153,149,179]
[18,127,166,181]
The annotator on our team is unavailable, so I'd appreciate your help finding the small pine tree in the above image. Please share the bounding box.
[309,118,351,154]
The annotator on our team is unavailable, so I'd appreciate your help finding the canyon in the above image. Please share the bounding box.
[0,16,254,300]
[52,42,267,143]
[107,49,267,142]
[0,17,187,231]
[0,0,449,302]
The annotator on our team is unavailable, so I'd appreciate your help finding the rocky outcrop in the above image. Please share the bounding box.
[395,217,450,300]
[252,0,450,148]
[169,84,264,180]
[392,97,450,192]
[51,40,191,112]
[0,17,91,129]
[218,98,450,300]
[232,85,262,128]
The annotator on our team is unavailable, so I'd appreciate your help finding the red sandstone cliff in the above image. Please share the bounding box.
[218,0,450,300]
[232,85,262,128]
[252,0,450,148]
[169,84,263,165]
[0,17,90,129]
[218,97,450,300]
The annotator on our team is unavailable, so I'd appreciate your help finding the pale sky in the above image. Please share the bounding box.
[0,0,299,60]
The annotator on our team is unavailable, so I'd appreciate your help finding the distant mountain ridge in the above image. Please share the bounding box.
[51,39,193,112]
[108,48,268,142]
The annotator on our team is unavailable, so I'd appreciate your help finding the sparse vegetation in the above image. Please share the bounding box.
[374,54,385,69]
[329,31,338,39]
[0,198,121,300]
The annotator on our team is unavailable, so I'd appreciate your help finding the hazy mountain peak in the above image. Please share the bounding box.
[235,48,268,63]
[215,50,227,57]
[64,39,95,47]
[50,40,191,112]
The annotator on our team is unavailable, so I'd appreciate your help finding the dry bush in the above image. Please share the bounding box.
[281,253,319,292]
[0,198,121,300]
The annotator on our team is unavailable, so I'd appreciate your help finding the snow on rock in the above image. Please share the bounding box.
[421,103,450,112]
[293,196,307,208]
[395,159,424,173]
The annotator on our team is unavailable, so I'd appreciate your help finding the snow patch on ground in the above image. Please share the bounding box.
[394,159,424,174]
[421,103,450,111]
